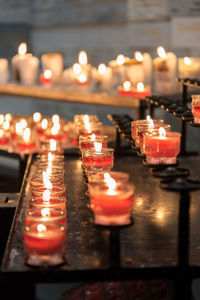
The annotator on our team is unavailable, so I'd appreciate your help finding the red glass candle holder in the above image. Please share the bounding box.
[31,185,66,199]
[89,183,135,226]
[29,196,66,211]
[88,171,130,186]
[82,148,114,174]
[33,167,64,178]
[192,95,200,124]
[26,207,66,225]
[24,222,66,266]
[144,131,181,165]
[33,161,64,171]
[30,175,64,190]
[79,135,108,152]
[131,119,164,142]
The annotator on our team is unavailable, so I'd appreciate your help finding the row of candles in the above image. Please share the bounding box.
[0,43,200,95]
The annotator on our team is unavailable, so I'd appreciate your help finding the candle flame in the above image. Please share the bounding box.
[20,119,27,129]
[46,166,52,176]
[18,43,27,55]
[135,51,143,62]
[105,176,117,195]
[184,57,191,66]
[157,46,166,59]
[149,120,154,129]
[48,152,54,161]
[73,63,82,74]
[15,122,23,135]
[104,172,111,180]
[78,73,87,83]
[52,114,60,124]
[116,54,125,65]
[0,114,4,125]
[91,134,96,141]
[23,128,30,143]
[3,121,10,130]
[50,139,56,151]
[37,224,47,233]
[146,115,151,122]
[159,127,166,138]
[43,189,51,201]
[94,142,102,152]
[137,82,144,92]
[79,50,87,65]
[33,112,42,123]
[123,81,131,91]
[5,113,12,122]
[41,118,48,130]
[98,63,107,74]
[44,69,52,79]
[41,207,51,217]
[156,210,164,220]
[51,122,60,135]
[83,115,89,123]
[43,171,52,189]
[0,129,4,138]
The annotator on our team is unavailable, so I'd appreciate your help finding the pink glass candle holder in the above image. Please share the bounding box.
[24,222,66,266]
[131,119,164,142]
[82,148,114,174]
[192,95,200,124]
[79,135,108,151]
[89,182,135,226]
[29,196,66,211]
[144,131,181,165]
[26,207,66,225]
[31,185,66,199]
[88,171,130,186]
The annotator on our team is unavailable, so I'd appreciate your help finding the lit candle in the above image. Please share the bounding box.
[93,63,112,90]
[134,51,153,85]
[24,222,66,266]
[108,54,126,84]
[118,81,135,96]
[131,82,151,98]
[131,117,164,142]
[12,43,29,82]
[33,112,42,124]
[26,207,66,225]
[89,178,135,226]
[124,52,145,85]
[40,69,53,86]
[76,73,89,86]
[153,46,178,95]
[79,134,108,151]
[17,127,36,151]
[41,53,63,80]
[144,127,181,165]
[178,56,200,79]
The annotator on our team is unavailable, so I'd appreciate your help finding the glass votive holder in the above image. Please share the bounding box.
[36,153,64,162]
[79,135,108,152]
[192,95,200,124]
[43,127,64,141]
[39,139,63,156]
[24,222,66,266]
[87,171,130,186]
[33,167,64,178]
[77,124,103,138]
[82,148,114,174]
[31,185,66,199]
[144,131,181,165]
[25,207,66,225]
[30,175,64,190]
[136,124,171,152]
[33,161,65,170]
[29,196,66,211]
[131,119,164,142]
[17,129,38,153]
[88,182,135,226]
[74,115,99,124]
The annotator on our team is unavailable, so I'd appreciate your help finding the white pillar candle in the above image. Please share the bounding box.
[153,46,178,95]
[41,53,63,81]
[178,57,200,79]
[11,43,32,82]
[108,54,126,85]
[92,63,113,90]
[0,59,8,84]
[124,56,145,86]
[18,56,39,85]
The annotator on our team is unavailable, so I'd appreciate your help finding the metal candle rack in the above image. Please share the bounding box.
[107,112,200,299]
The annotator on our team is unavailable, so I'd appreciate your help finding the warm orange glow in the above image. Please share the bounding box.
[135,51,143,62]
[23,128,31,143]
[0,129,4,138]
[157,46,166,59]
[50,139,56,151]
[0,114,4,125]
[98,63,107,74]
[94,142,102,152]
[159,127,166,138]
[137,82,144,92]
[41,207,51,217]
[78,73,87,83]
[184,57,191,65]
[52,114,60,124]
[18,43,27,55]
[37,224,46,233]
[79,50,88,65]
[33,112,42,123]
[3,121,10,130]
[41,118,48,130]
[43,189,51,201]
[123,81,131,91]
[116,54,125,65]
[44,69,52,79]
[73,63,81,74]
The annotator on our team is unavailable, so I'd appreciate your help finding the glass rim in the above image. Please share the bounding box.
[89,182,135,193]
[82,147,114,154]
[24,222,66,233]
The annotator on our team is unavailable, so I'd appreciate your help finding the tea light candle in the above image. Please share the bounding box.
[41,53,63,80]
[24,222,66,266]
[26,207,66,225]
[144,127,181,165]
[131,82,151,98]
[76,73,89,86]
[89,178,135,226]
[192,95,200,123]
[40,69,52,86]
[31,185,66,200]
[88,171,130,186]
[178,57,200,79]
[131,117,164,141]
[79,134,108,151]
[118,81,135,96]
[33,112,42,124]
[17,128,36,151]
